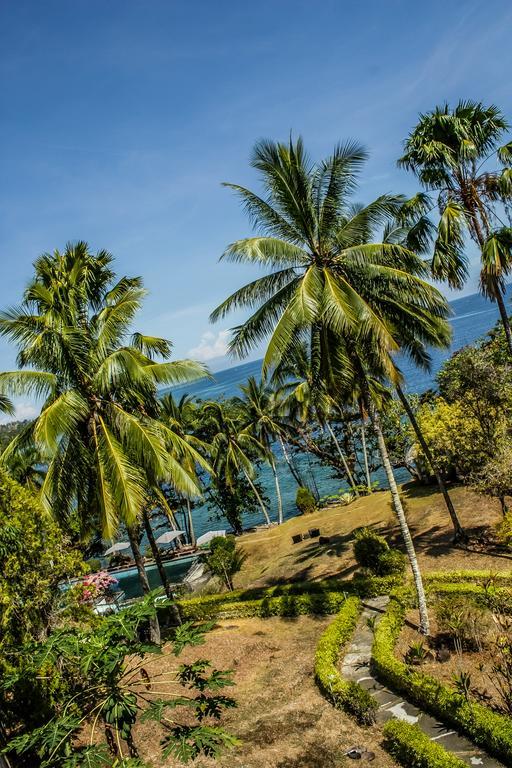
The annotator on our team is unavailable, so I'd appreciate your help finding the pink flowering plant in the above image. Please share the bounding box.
[78,570,118,604]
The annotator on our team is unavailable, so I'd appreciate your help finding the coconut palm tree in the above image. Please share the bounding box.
[235,376,287,523]
[211,137,453,633]
[271,341,360,494]
[0,244,208,638]
[399,100,512,353]
[159,392,208,546]
[382,196,465,540]
[201,400,272,526]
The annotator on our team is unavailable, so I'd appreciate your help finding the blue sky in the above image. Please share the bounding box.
[1,0,512,417]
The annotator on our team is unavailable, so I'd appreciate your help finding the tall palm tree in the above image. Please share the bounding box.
[399,100,512,353]
[271,342,360,494]
[383,196,465,539]
[201,400,272,526]
[211,137,453,633]
[235,376,287,523]
[159,392,207,546]
[0,244,208,637]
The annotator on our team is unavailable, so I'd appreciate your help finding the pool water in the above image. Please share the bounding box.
[113,555,198,599]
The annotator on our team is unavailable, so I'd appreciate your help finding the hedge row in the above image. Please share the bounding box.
[425,569,512,584]
[372,592,512,765]
[383,720,467,768]
[178,573,401,616]
[180,590,350,621]
[314,596,378,725]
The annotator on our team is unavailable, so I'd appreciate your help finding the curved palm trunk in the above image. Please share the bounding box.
[278,434,303,487]
[324,420,359,495]
[495,288,512,356]
[242,468,271,525]
[368,402,430,635]
[185,498,196,546]
[127,524,161,644]
[360,421,372,492]
[271,458,283,524]
[395,383,465,542]
[142,509,182,626]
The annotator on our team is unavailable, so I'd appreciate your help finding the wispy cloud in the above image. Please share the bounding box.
[188,329,230,362]
[0,401,38,425]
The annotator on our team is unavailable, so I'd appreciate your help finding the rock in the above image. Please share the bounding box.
[436,646,451,663]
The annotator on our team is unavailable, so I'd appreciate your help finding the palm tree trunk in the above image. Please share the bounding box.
[278,434,303,487]
[271,458,283,524]
[360,420,372,492]
[141,509,182,626]
[185,498,196,546]
[243,468,272,525]
[496,288,512,357]
[368,402,430,635]
[127,524,161,644]
[325,420,359,495]
[395,383,465,542]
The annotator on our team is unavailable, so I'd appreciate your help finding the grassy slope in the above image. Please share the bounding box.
[234,483,510,589]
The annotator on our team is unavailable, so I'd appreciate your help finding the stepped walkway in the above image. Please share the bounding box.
[340,597,503,767]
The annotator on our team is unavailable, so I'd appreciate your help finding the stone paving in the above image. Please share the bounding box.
[340,597,504,767]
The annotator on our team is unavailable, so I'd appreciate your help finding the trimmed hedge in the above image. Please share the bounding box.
[425,570,512,584]
[180,590,350,621]
[314,597,378,725]
[178,574,401,619]
[383,720,467,768]
[372,592,512,765]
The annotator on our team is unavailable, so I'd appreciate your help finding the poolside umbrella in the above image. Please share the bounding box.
[196,530,226,547]
[104,541,131,556]
[155,530,185,545]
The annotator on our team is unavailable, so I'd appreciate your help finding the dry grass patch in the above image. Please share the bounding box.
[135,616,397,767]
[233,484,510,590]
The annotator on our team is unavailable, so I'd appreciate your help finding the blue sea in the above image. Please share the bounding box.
[162,288,510,539]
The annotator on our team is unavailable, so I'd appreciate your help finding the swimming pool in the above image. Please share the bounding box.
[112,555,198,599]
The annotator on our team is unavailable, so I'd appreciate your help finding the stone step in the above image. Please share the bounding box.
[338,598,504,768]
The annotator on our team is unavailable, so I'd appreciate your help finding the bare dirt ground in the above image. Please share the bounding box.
[135,616,397,767]
[234,483,511,590]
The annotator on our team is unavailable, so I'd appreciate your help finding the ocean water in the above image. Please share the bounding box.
[162,288,510,539]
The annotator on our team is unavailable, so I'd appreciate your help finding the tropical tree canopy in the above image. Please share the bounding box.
[211,137,451,384]
[0,242,208,538]
[399,100,512,296]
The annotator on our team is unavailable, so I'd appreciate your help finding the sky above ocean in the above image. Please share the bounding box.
[2,0,512,422]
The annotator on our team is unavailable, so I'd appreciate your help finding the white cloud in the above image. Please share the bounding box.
[0,401,38,425]
[188,329,230,362]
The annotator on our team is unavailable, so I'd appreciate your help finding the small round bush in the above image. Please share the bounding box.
[296,486,316,514]
[353,527,389,569]
[376,549,406,576]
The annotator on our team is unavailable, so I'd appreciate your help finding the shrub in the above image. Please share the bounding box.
[435,595,494,651]
[353,527,405,577]
[85,557,102,573]
[205,535,247,591]
[377,549,407,577]
[353,527,389,569]
[383,720,466,768]
[296,486,316,514]
[372,591,512,764]
[180,590,349,621]
[315,597,378,725]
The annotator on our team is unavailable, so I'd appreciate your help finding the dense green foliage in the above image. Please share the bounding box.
[0,469,83,650]
[0,244,208,539]
[205,535,248,590]
[4,595,238,767]
[295,485,317,514]
[353,527,406,576]
[314,597,378,724]
[383,720,467,768]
